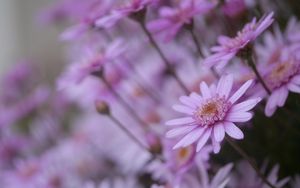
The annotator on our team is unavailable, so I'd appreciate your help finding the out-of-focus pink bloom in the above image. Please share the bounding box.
[203,12,274,69]
[58,38,127,87]
[166,75,261,153]
[151,161,233,188]
[95,0,154,29]
[0,87,50,128]
[147,0,216,42]
[229,160,290,188]
[262,48,300,117]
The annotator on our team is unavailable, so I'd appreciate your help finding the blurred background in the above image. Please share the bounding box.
[0,0,63,79]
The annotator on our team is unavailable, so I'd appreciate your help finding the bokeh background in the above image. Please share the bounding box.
[0,0,63,79]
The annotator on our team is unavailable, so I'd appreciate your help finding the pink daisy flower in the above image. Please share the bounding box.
[95,0,154,29]
[166,74,261,153]
[146,0,216,42]
[203,12,274,70]
[263,48,300,117]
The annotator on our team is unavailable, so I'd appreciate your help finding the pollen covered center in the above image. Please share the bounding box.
[201,102,218,116]
[193,96,231,126]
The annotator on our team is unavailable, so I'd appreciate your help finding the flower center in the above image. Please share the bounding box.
[266,59,300,90]
[193,95,231,126]
[175,145,195,168]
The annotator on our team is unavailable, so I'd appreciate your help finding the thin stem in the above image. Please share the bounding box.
[109,114,150,153]
[122,58,162,102]
[187,20,220,79]
[226,137,277,188]
[111,61,160,103]
[189,24,204,58]
[100,76,149,131]
[139,22,190,95]
[247,56,271,95]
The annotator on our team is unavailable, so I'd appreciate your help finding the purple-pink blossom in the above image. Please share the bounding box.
[203,12,274,70]
[146,0,216,42]
[166,75,261,153]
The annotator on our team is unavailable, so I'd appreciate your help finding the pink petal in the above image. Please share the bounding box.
[166,126,197,138]
[224,122,244,139]
[218,36,231,45]
[230,97,261,113]
[172,104,194,115]
[211,135,221,153]
[210,163,233,187]
[217,74,233,98]
[265,91,279,117]
[166,117,195,126]
[255,12,274,36]
[291,75,300,85]
[196,128,212,152]
[226,112,253,122]
[288,83,300,93]
[190,92,202,103]
[179,96,197,108]
[200,82,211,99]
[277,86,288,107]
[173,128,205,149]
[213,123,225,142]
[229,80,253,104]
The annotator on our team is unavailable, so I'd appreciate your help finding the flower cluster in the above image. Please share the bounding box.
[1,0,300,188]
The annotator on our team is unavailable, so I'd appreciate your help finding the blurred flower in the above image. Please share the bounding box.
[203,12,274,69]
[229,160,290,188]
[95,0,154,28]
[147,0,216,42]
[263,48,300,116]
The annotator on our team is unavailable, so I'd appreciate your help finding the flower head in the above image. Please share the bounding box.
[146,0,216,42]
[95,0,154,28]
[203,12,274,69]
[166,75,261,153]
[263,48,300,116]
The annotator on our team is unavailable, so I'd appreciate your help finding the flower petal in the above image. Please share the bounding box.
[200,82,211,99]
[213,123,225,142]
[212,135,221,153]
[173,128,205,149]
[166,117,195,126]
[196,128,212,152]
[226,112,253,122]
[172,104,194,115]
[230,97,261,113]
[179,96,197,108]
[217,74,233,98]
[229,80,253,104]
[166,126,197,138]
[291,75,300,85]
[265,91,279,117]
[288,83,300,93]
[277,86,288,107]
[224,122,244,139]
[190,92,202,104]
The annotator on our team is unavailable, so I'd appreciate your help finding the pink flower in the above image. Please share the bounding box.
[95,0,153,28]
[58,38,127,87]
[263,48,300,117]
[147,0,216,42]
[166,74,261,153]
[203,12,274,69]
